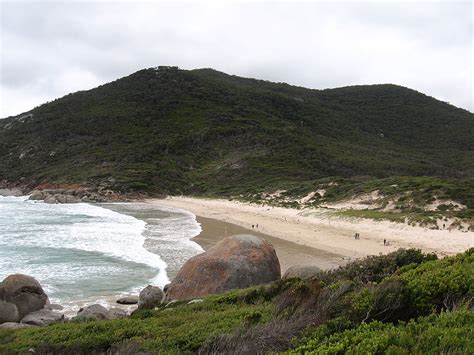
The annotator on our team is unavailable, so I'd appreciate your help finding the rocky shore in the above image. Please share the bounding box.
[0,180,147,203]
[0,235,305,330]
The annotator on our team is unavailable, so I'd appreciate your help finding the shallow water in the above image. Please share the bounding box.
[0,196,202,311]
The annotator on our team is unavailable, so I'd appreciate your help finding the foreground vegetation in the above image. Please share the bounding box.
[1,248,472,354]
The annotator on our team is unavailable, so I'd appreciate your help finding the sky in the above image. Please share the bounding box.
[0,0,472,117]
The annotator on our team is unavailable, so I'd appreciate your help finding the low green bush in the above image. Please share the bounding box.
[399,247,474,315]
[289,309,474,354]
[317,248,437,285]
[0,301,271,354]
[1,249,472,354]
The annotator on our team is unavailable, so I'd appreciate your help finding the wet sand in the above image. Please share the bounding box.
[194,216,347,272]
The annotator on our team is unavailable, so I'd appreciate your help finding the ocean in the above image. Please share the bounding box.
[0,195,202,312]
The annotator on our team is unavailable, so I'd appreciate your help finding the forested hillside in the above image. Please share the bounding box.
[1,66,473,195]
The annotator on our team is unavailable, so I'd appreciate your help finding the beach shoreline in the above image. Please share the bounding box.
[192,215,347,272]
[149,196,473,261]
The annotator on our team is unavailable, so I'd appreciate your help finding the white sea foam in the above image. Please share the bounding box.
[0,195,206,310]
[1,197,169,285]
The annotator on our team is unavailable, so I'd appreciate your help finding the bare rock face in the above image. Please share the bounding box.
[0,300,19,323]
[21,309,64,326]
[0,274,49,321]
[164,235,281,301]
[138,285,164,309]
[282,265,322,280]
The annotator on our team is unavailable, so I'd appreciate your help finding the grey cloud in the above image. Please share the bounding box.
[1,1,472,118]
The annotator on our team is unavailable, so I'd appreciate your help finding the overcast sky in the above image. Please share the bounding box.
[0,0,472,117]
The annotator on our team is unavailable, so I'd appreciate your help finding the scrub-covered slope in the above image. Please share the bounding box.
[1,66,473,195]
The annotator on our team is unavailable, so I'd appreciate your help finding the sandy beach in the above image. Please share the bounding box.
[150,197,473,266]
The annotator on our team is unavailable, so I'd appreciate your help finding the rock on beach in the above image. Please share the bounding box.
[164,234,281,301]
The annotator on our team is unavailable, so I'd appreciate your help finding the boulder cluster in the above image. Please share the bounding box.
[0,274,131,329]
[128,235,282,308]
[28,188,116,204]
[0,274,61,329]
[1,235,321,327]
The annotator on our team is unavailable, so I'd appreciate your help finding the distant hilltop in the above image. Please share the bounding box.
[0,66,473,195]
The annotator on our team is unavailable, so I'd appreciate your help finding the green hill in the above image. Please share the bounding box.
[1,66,473,196]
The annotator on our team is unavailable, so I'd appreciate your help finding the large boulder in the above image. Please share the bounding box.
[76,304,128,321]
[21,309,64,326]
[0,274,49,320]
[282,265,322,280]
[164,235,281,301]
[76,304,109,321]
[107,308,127,319]
[28,190,45,201]
[54,194,81,204]
[0,300,19,323]
[138,285,164,309]
[43,195,57,204]
[117,296,139,305]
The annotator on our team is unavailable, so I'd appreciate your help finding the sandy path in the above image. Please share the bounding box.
[149,197,473,259]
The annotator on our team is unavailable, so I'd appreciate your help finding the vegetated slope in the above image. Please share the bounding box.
[0,248,472,353]
[0,66,473,195]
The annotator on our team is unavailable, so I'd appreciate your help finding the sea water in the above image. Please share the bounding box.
[0,196,202,311]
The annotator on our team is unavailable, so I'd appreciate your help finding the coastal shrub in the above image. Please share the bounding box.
[199,315,319,354]
[199,280,357,354]
[126,181,150,191]
[399,247,474,316]
[288,309,474,354]
[0,301,271,354]
[208,278,299,305]
[317,248,436,285]
[1,250,472,354]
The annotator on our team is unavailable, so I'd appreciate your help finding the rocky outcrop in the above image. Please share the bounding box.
[21,309,64,326]
[28,187,120,204]
[30,190,83,204]
[117,296,139,305]
[138,285,164,309]
[0,274,49,321]
[282,265,322,280]
[164,235,281,301]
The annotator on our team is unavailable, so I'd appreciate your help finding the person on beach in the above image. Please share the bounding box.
[252,224,254,229]
[383,239,386,246]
